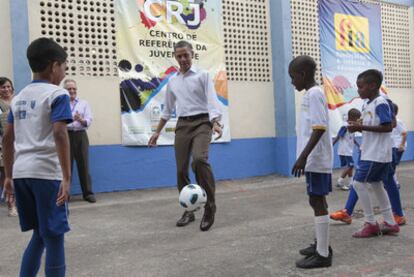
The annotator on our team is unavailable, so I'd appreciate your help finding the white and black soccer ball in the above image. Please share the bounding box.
[179,184,207,211]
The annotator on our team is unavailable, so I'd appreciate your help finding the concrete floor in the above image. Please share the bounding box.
[1,162,414,277]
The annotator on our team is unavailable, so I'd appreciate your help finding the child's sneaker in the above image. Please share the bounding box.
[380,221,400,235]
[8,206,18,217]
[330,209,352,224]
[296,248,333,269]
[341,184,351,191]
[299,240,316,256]
[393,214,406,226]
[352,222,380,238]
[336,178,344,187]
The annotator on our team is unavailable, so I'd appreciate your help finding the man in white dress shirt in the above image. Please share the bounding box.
[148,40,223,231]
[64,79,95,203]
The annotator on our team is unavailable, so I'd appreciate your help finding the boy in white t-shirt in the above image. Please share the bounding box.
[289,56,333,269]
[390,103,407,225]
[391,104,407,184]
[348,69,400,238]
[333,108,361,190]
[3,38,72,276]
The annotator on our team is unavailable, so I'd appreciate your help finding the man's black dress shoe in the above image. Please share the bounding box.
[200,204,216,231]
[176,211,195,227]
[84,195,96,203]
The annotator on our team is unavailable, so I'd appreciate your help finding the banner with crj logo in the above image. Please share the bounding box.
[319,0,386,136]
[115,0,230,145]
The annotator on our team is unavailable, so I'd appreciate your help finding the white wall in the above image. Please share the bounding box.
[64,77,122,145]
[0,0,14,80]
[227,81,275,139]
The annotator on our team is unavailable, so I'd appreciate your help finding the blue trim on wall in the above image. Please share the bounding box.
[71,138,278,194]
[9,0,31,92]
[269,0,297,176]
[71,132,414,194]
[274,136,297,176]
[269,0,296,137]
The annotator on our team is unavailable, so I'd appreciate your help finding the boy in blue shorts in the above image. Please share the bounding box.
[333,108,361,190]
[3,38,72,277]
[289,56,333,268]
[391,104,407,190]
[331,105,407,226]
[347,69,400,238]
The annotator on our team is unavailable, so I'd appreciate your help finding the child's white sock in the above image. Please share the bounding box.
[315,215,330,257]
[370,182,396,225]
[354,181,376,223]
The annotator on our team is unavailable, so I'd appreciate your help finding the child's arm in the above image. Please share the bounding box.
[353,138,360,148]
[399,130,407,151]
[348,121,392,133]
[53,121,71,206]
[333,126,346,145]
[348,103,393,133]
[2,123,15,204]
[332,135,339,145]
[292,129,325,177]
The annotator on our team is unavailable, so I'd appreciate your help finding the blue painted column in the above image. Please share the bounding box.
[269,0,297,176]
[9,0,31,92]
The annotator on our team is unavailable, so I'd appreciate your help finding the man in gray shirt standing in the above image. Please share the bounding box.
[149,40,223,232]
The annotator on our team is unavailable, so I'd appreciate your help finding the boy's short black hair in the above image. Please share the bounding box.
[26,37,67,73]
[0,77,14,90]
[348,108,361,119]
[173,40,193,52]
[288,55,317,76]
[357,69,383,90]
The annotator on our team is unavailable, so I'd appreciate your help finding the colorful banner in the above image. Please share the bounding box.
[115,0,230,145]
[319,0,385,136]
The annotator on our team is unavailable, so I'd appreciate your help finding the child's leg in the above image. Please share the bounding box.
[344,186,359,215]
[370,182,396,225]
[353,181,375,223]
[309,195,329,257]
[44,234,66,277]
[383,169,404,217]
[20,229,45,277]
[346,167,353,178]
[340,168,348,179]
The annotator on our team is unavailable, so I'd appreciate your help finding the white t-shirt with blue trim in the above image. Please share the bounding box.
[8,81,72,180]
[360,95,392,163]
[391,119,407,149]
[337,123,355,156]
[297,86,333,173]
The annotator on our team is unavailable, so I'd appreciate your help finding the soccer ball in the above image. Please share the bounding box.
[179,184,207,211]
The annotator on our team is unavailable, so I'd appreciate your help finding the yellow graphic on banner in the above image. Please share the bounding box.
[335,13,370,53]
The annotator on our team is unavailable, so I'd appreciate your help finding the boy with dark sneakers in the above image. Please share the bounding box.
[3,38,72,276]
[289,56,333,268]
[347,69,400,238]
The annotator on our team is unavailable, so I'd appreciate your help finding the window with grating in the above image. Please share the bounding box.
[39,0,118,77]
[290,0,413,89]
[222,0,272,82]
[290,0,322,82]
[380,3,412,88]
